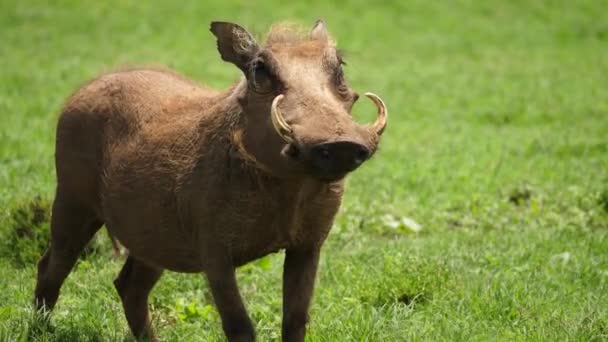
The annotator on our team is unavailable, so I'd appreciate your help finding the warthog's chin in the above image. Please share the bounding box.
[313,173,349,183]
[280,142,301,159]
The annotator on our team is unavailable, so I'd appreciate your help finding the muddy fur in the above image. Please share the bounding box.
[34,20,384,342]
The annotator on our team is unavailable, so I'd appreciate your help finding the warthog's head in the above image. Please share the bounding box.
[211,20,387,182]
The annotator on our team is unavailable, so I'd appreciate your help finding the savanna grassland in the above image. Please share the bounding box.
[1,1,607,341]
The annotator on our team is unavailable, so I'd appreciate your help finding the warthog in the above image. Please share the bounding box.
[34,20,387,341]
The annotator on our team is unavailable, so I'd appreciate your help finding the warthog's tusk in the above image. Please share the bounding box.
[365,92,387,136]
[271,94,294,143]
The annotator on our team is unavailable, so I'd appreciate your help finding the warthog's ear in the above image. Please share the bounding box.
[310,19,329,42]
[210,21,259,73]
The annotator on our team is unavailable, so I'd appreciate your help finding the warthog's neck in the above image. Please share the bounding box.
[211,80,296,179]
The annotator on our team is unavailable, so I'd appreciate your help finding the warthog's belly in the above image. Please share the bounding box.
[104,181,342,273]
[103,187,298,273]
[106,198,299,272]
[104,195,208,273]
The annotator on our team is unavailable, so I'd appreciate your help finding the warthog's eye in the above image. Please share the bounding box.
[250,61,276,95]
[333,65,350,97]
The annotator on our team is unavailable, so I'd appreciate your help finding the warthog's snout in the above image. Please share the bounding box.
[308,141,370,181]
[272,92,387,181]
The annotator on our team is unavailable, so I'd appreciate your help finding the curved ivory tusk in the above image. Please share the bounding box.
[271,94,294,143]
[364,92,388,136]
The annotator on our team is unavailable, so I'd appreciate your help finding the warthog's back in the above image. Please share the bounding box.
[56,68,222,249]
[62,68,218,145]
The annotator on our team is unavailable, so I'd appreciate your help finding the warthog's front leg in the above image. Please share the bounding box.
[206,264,255,342]
[282,247,321,342]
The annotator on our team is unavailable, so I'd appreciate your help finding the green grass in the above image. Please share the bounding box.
[1,0,607,340]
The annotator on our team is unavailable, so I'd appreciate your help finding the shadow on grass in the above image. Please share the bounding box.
[0,196,51,268]
[360,290,429,312]
[0,196,115,269]
[396,292,428,308]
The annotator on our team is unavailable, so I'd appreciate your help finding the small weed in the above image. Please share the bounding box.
[381,214,423,235]
[598,188,608,213]
[508,185,533,206]
[241,255,274,273]
[174,299,217,323]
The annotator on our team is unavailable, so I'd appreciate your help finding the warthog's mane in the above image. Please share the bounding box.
[263,22,335,46]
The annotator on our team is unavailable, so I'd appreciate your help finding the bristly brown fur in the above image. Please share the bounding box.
[265,21,335,46]
[34,20,383,342]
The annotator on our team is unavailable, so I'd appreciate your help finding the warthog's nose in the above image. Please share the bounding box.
[309,141,370,180]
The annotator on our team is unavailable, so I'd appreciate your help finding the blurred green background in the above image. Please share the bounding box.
[1,0,607,340]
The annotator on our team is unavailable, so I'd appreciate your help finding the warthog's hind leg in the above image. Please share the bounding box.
[34,195,103,311]
[114,256,163,341]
